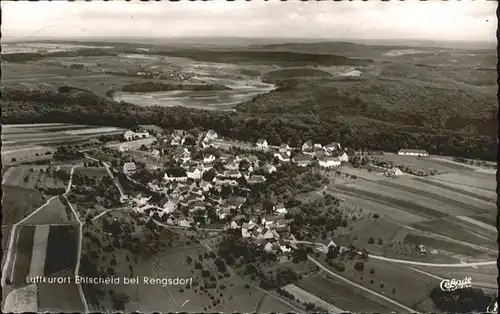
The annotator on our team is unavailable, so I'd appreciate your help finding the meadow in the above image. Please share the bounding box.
[297,274,395,313]
[22,196,75,225]
[11,225,36,288]
[2,185,45,225]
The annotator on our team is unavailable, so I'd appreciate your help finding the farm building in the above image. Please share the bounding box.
[385,167,403,177]
[318,157,341,168]
[123,130,150,141]
[122,162,137,175]
[398,149,429,157]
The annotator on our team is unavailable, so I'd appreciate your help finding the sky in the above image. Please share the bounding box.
[1,0,496,42]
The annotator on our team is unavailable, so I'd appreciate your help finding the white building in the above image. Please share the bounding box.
[205,129,218,141]
[187,167,203,180]
[275,204,288,215]
[293,154,313,167]
[319,157,341,168]
[200,181,213,192]
[398,149,429,157]
[203,154,216,163]
[164,171,188,182]
[338,152,349,162]
[256,139,268,150]
[301,140,314,152]
[123,130,136,141]
[122,162,137,175]
[385,167,403,177]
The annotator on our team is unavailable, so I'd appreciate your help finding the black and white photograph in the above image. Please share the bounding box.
[1,1,497,313]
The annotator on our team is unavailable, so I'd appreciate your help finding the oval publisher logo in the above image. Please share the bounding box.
[440,277,472,292]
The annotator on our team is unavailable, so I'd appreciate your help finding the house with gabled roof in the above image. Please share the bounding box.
[274,152,290,162]
[224,161,240,171]
[398,149,429,157]
[256,139,268,149]
[325,142,342,152]
[224,169,242,179]
[203,154,216,163]
[187,167,203,180]
[200,180,213,192]
[246,175,266,184]
[151,149,160,159]
[318,157,341,168]
[292,154,313,167]
[205,129,218,141]
[301,140,314,152]
[261,164,277,174]
[122,162,137,175]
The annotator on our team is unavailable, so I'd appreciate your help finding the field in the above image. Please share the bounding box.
[413,176,496,203]
[375,154,474,173]
[322,257,441,312]
[2,185,45,226]
[469,213,496,227]
[38,280,86,312]
[411,264,498,293]
[11,225,36,288]
[283,283,344,312]
[2,165,67,190]
[257,294,296,313]
[2,123,125,165]
[411,218,496,251]
[44,225,79,275]
[74,167,109,177]
[2,61,139,97]
[21,196,75,225]
[27,225,50,278]
[2,284,38,313]
[297,274,395,313]
[429,171,496,191]
[404,233,490,259]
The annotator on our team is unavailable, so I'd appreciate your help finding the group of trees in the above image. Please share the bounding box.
[430,286,494,313]
[2,86,494,161]
[53,146,84,161]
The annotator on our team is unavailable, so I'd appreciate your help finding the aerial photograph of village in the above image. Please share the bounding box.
[1,1,498,313]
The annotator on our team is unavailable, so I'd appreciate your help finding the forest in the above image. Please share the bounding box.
[1,87,496,161]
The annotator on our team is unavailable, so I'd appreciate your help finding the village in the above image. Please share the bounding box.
[96,126,357,256]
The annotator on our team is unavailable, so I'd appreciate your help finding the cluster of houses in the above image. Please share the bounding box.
[265,139,349,168]
[123,129,151,141]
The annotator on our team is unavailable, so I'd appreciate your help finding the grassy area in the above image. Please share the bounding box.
[320,256,437,311]
[11,225,36,288]
[28,225,50,278]
[469,213,496,227]
[411,219,496,250]
[44,225,79,275]
[2,165,68,191]
[2,185,45,225]
[257,294,295,313]
[334,183,446,220]
[412,177,496,203]
[39,268,85,312]
[22,196,74,225]
[404,233,487,258]
[432,171,495,191]
[297,274,395,313]
[74,167,109,177]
